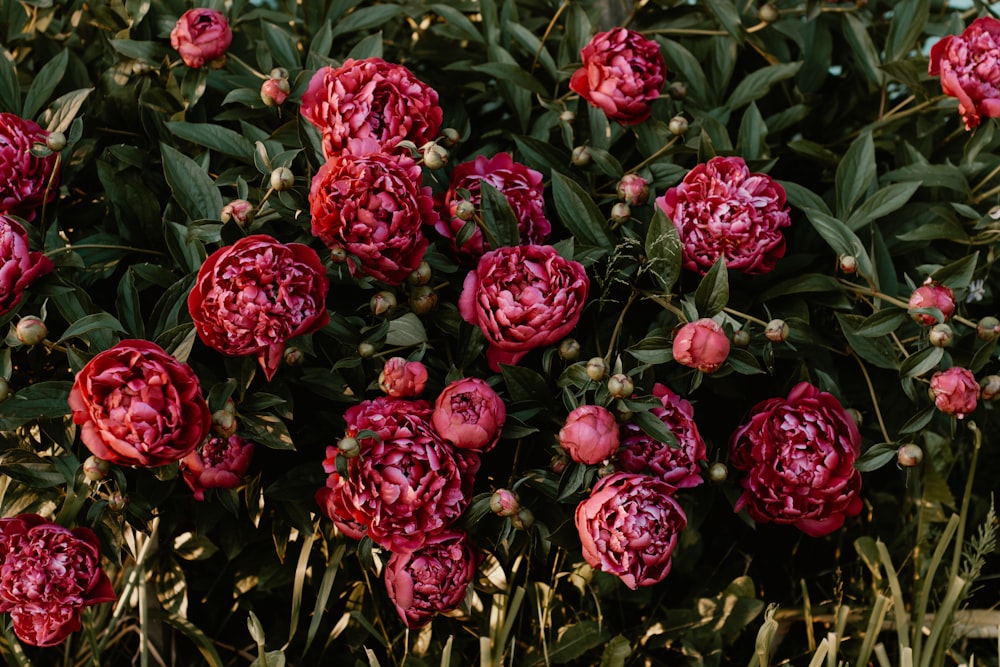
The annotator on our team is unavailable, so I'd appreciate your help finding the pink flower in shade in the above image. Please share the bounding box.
[315,465,369,541]
[729,382,863,537]
[344,396,433,448]
[617,173,650,206]
[180,434,255,501]
[0,214,54,315]
[187,235,330,381]
[0,514,115,647]
[929,367,979,419]
[908,280,956,326]
[434,153,550,261]
[673,318,730,373]
[169,8,232,69]
[0,113,59,220]
[68,340,211,468]
[569,28,667,125]
[300,58,442,158]
[930,17,1000,130]
[379,357,428,398]
[459,244,589,372]
[575,473,686,589]
[431,377,507,453]
[308,146,434,285]
[656,156,791,275]
[617,384,707,488]
[559,405,620,465]
[384,530,480,628]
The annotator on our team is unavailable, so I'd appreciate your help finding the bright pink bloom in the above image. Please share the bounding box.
[673,318,730,373]
[569,28,666,125]
[908,280,956,326]
[929,17,1000,129]
[559,405,620,464]
[379,357,428,398]
[656,156,790,275]
[180,434,255,501]
[169,8,232,69]
[0,113,59,220]
[617,173,650,205]
[730,382,863,537]
[0,214,53,315]
[432,378,506,453]
[929,367,979,418]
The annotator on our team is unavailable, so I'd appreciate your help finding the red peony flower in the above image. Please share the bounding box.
[929,367,979,418]
[187,235,330,381]
[315,461,369,541]
[180,434,255,501]
[0,214,53,315]
[656,156,791,275]
[559,404,620,465]
[0,514,115,647]
[309,146,433,285]
[434,153,550,261]
[618,384,707,488]
[68,339,211,468]
[379,357,428,398]
[300,58,442,158]
[575,473,686,589]
[459,244,589,372]
[569,28,666,125]
[929,17,1000,130]
[342,396,433,450]
[729,382,863,537]
[673,318,730,373]
[908,280,956,326]
[431,377,507,453]
[169,8,232,69]
[0,113,59,220]
[384,530,480,628]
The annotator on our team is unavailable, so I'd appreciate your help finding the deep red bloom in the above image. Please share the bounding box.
[930,17,1000,129]
[180,434,255,501]
[0,214,53,315]
[0,113,59,220]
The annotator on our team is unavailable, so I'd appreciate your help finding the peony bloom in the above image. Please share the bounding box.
[434,153,550,261]
[0,113,59,220]
[384,530,480,628]
[459,244,589,371]
[309,146,434,285]
[0,514,115,647]
[432,377,507,452]
[929,17,1000,130]
[908,280,956,326]
[569,28,666,125]
[180,434,255,501]
[656,156,791,275]
[187,235,330,381]
[169,8,232,69]
[379,357,428,398]
[300,58,442,158]
[0,214,54,315]
[929,367,979,418]
[68,340,211,468]
[617,173,650,206]
[729,382,863,537]
[575,473,686,589]
[315,465,369,541]
[673,318,730,373]
[618,384,707,488]
[559,405,620,464]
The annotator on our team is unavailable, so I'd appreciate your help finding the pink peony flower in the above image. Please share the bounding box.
[575,473,686,589]
[342,396,433,450]
[384,530,480,628]
[618,384,707,488]
[929,367,979,418]
[300,58,442,158]
[673,318,730,373]
[908,280,956,326]
[656,156,791,275]
[169,8,232,69]
[729,382,863,537]
[559,405,620,464]
[459,244,589,371]
[0,214,54,315]
[617,173,650,206]
[569,28,667,125]
[929,17,1000,130]
[0,113,59,220]
[315,460,369,541]
[434,153,550,261]
[0,514,115,647]
[68,340,211,468]
[309,146,434,285]
[187,235,330,381]
[180,434,255,501]
[379,357,428,398]
[431,377,507,453]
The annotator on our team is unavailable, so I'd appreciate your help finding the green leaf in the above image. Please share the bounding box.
[110,39,167,65]
[40,87,93,133]
[0,381,73,430]
[737,102,767,161]
[549,620,610,664]
[599,636,633,667]
[153,609,225,667]
[854,308,908,337]
[803,208,874,277]
[500,364,550,405]
[660,39,712,108]
[240,412,295,450]
[627,337,674,365]
[0,450,66,488]
[631,410,679,449]
[898,406,935,434]
[704,0,745,42]
[930,252,978,291]
[842,13,886,86]
[166,122,255,161]
[430,4,484,43]
[779,180,831,215]
[479,180,521,248]
[898,345,943,378]
[513,135,572,177]
[884,0,930,63]
[882,162,968,192]
[854,442,898,472]
[262,21,300,70]
[0,50,19,114]
[470,62,547,96]
[23,50,68,120]
[160,142,223,221]
[55,313,127,345]
[116,269,144,339]
[964,120,995,166]
[348,32,383,60]
[330,5,404,38]
[644,208,682,293]
[837,313,898,370]
[845,182,920,231]
[836,132,876,217]
[695,259,729,317]
[550,171,613,248]
[725,62,801,112]
[896,220,969,243]
[385,313,427,346]
[756,274,843,301]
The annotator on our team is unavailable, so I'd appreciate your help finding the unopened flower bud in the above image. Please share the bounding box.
[338,435,360,458]
[440,127,461,147]
[929,323,953,348]
[510,507,534,530]
[897,443,923,467]
[585,357,607,381]
[269,67,289,80]
[423,143,449,170]
[0,378,10,402]
[283,346,304,367]
[764,318,789,343]
[668,116,689,136]
[221,199,253,226]
[559,338,581,361]
[757,3,780,23]
[83,456,110,482]
[357,342,376,358]
[212,409,237,437]
[846,408,863,427]
[979,374,1000,401]
[46,131,66,152]
[455,200,476,221]
[708,461,728,483]
[839,255,857,274]
[616,174,650,206]
[370,291,397,316]
[490,489,520,516]
[330,247,348,263]
[222,398,237,415]
[406,261,433,286]
[668,81,687,100]
[247,611,266,645]
[607,373,634,398]
[269,166,294,191]
[550,452,570,474]
[597,462,616,478]
[610,202,631,225]
[732,329,751,348]
[559,110,576,123]
[409,285,438,314]
[571,145,591,167]
[108,492,128,512]
[15,316,47,346]
[977,316,1000,341]
[260,77,291,106]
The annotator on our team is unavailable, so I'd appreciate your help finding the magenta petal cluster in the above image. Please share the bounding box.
[0,514,115,647]
[673,318,730,373]
[908,280,956,325]
[0,214,54,315]
[929,367,979,418]
[575,473,686,589]
[187,235,330,381]
[0,113,59,220]
[569,27,666,125]
[559,404,620,464]
[169,8,232,69]
[729,382,863,537]
[929,17,1000,130]
[379,357,428,398]
[384,530,480,629]
[432,377,507,452]
[180,434,255,501]
[459,244,589,371]
[656,156,791,275]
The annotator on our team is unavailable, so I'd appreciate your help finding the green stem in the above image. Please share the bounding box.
[949,421,981,580]
[626,136,680,175]
[604,291,639,364]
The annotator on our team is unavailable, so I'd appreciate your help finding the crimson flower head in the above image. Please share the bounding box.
[908,280,956,326]
[180,434,256,501]
[0,214,53,315]
[170,8,232,69]
[379,357,429,398]
[930,17,1000,129]
[0,113,59,220]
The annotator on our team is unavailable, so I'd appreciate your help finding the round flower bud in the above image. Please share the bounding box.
[908,280,956,326]
[490,489,520,517]
[15,316,47,346]
[839,255,857,274]
[559,110,576,123]
[108,492,128,512]
[370,291,397,316]
[269,167,294,191]
[571,145,591,167]
[897,443,923,467]
[45,131,66,152]
[732,329,751,348]
[610,202,631,225]
[764,319,789,343]
[0,378,10,402]
[82,456,110,482]
[559,338,581,361]
[708,461,728,483]
[221,398,237,416]
[586,357,607,381]
[550,452,570,474]
[977,316,1000,341]
[330,247,348,263]
[440,127,461,147]
[929,323,953,348]
[674,319,730,373]
[211,409,237,437]
[422,143,449,170]
[455,200,476,222]
[668,81,687,100]
[616,174,650,206]
[758,3,780,23]
[260,76,291,106]
[560,405,620,464]
[597,462,616,478]
[511,507,534,530]
[357,342,376,358]
[607,373,634,399]
[409,285,438,315]
[283,346,304,367]
[406,261,433,286]
[269,67,289,80]
[668,115,689,136]
[221,199,253,226]
[979,374,1000,401]
[337,435,361,458]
